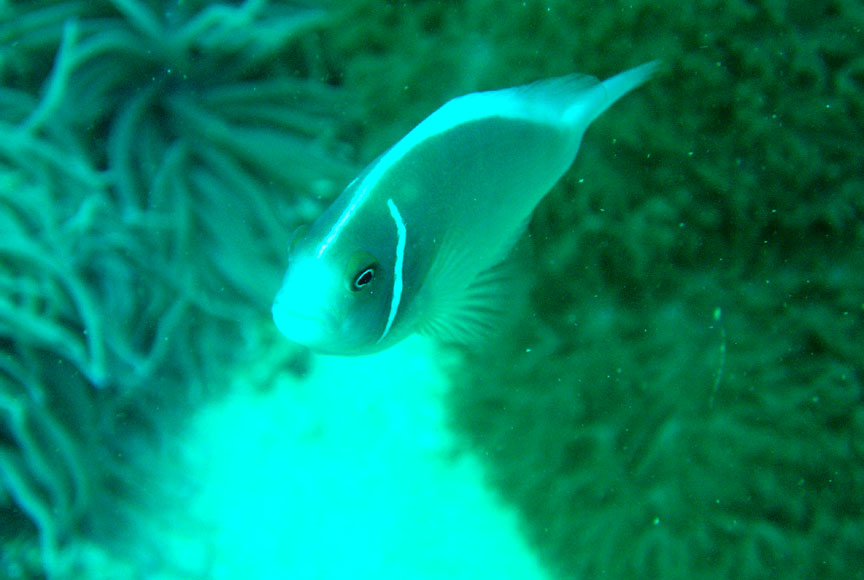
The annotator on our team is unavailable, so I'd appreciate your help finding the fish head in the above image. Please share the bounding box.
[272,223,396,355]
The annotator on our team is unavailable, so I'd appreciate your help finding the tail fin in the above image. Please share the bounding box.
[586,60,660,124]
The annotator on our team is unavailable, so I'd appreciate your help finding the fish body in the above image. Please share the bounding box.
[273,61,658,355]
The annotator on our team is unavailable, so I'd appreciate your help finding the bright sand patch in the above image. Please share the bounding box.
[163,336,550,579]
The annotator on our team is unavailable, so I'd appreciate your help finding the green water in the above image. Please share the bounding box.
[1,1,861,578]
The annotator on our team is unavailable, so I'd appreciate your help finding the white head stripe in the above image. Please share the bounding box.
[377,198,406,344]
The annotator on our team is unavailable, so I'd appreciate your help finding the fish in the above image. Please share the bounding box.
[272,61,659,355]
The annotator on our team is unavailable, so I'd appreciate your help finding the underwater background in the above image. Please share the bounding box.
[1,0,862,578]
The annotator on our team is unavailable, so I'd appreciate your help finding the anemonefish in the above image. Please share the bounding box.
[273,61,659,355]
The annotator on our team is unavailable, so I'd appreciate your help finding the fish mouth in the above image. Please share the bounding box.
[271,299,336,345]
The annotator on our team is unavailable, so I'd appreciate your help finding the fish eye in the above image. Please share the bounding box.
[344,251,379,293]
[352,265,376,291]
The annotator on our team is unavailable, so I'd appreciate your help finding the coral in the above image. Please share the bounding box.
[0,0,353,576]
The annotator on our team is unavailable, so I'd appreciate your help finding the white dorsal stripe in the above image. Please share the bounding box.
[359,93,534,209]
[312,65,658,261]
[316,175,364,258]
[316,81,577,257]
[377,198,406,344]
[353,74,604,206]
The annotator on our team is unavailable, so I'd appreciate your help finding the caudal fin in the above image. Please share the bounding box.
[587,60,660,124]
